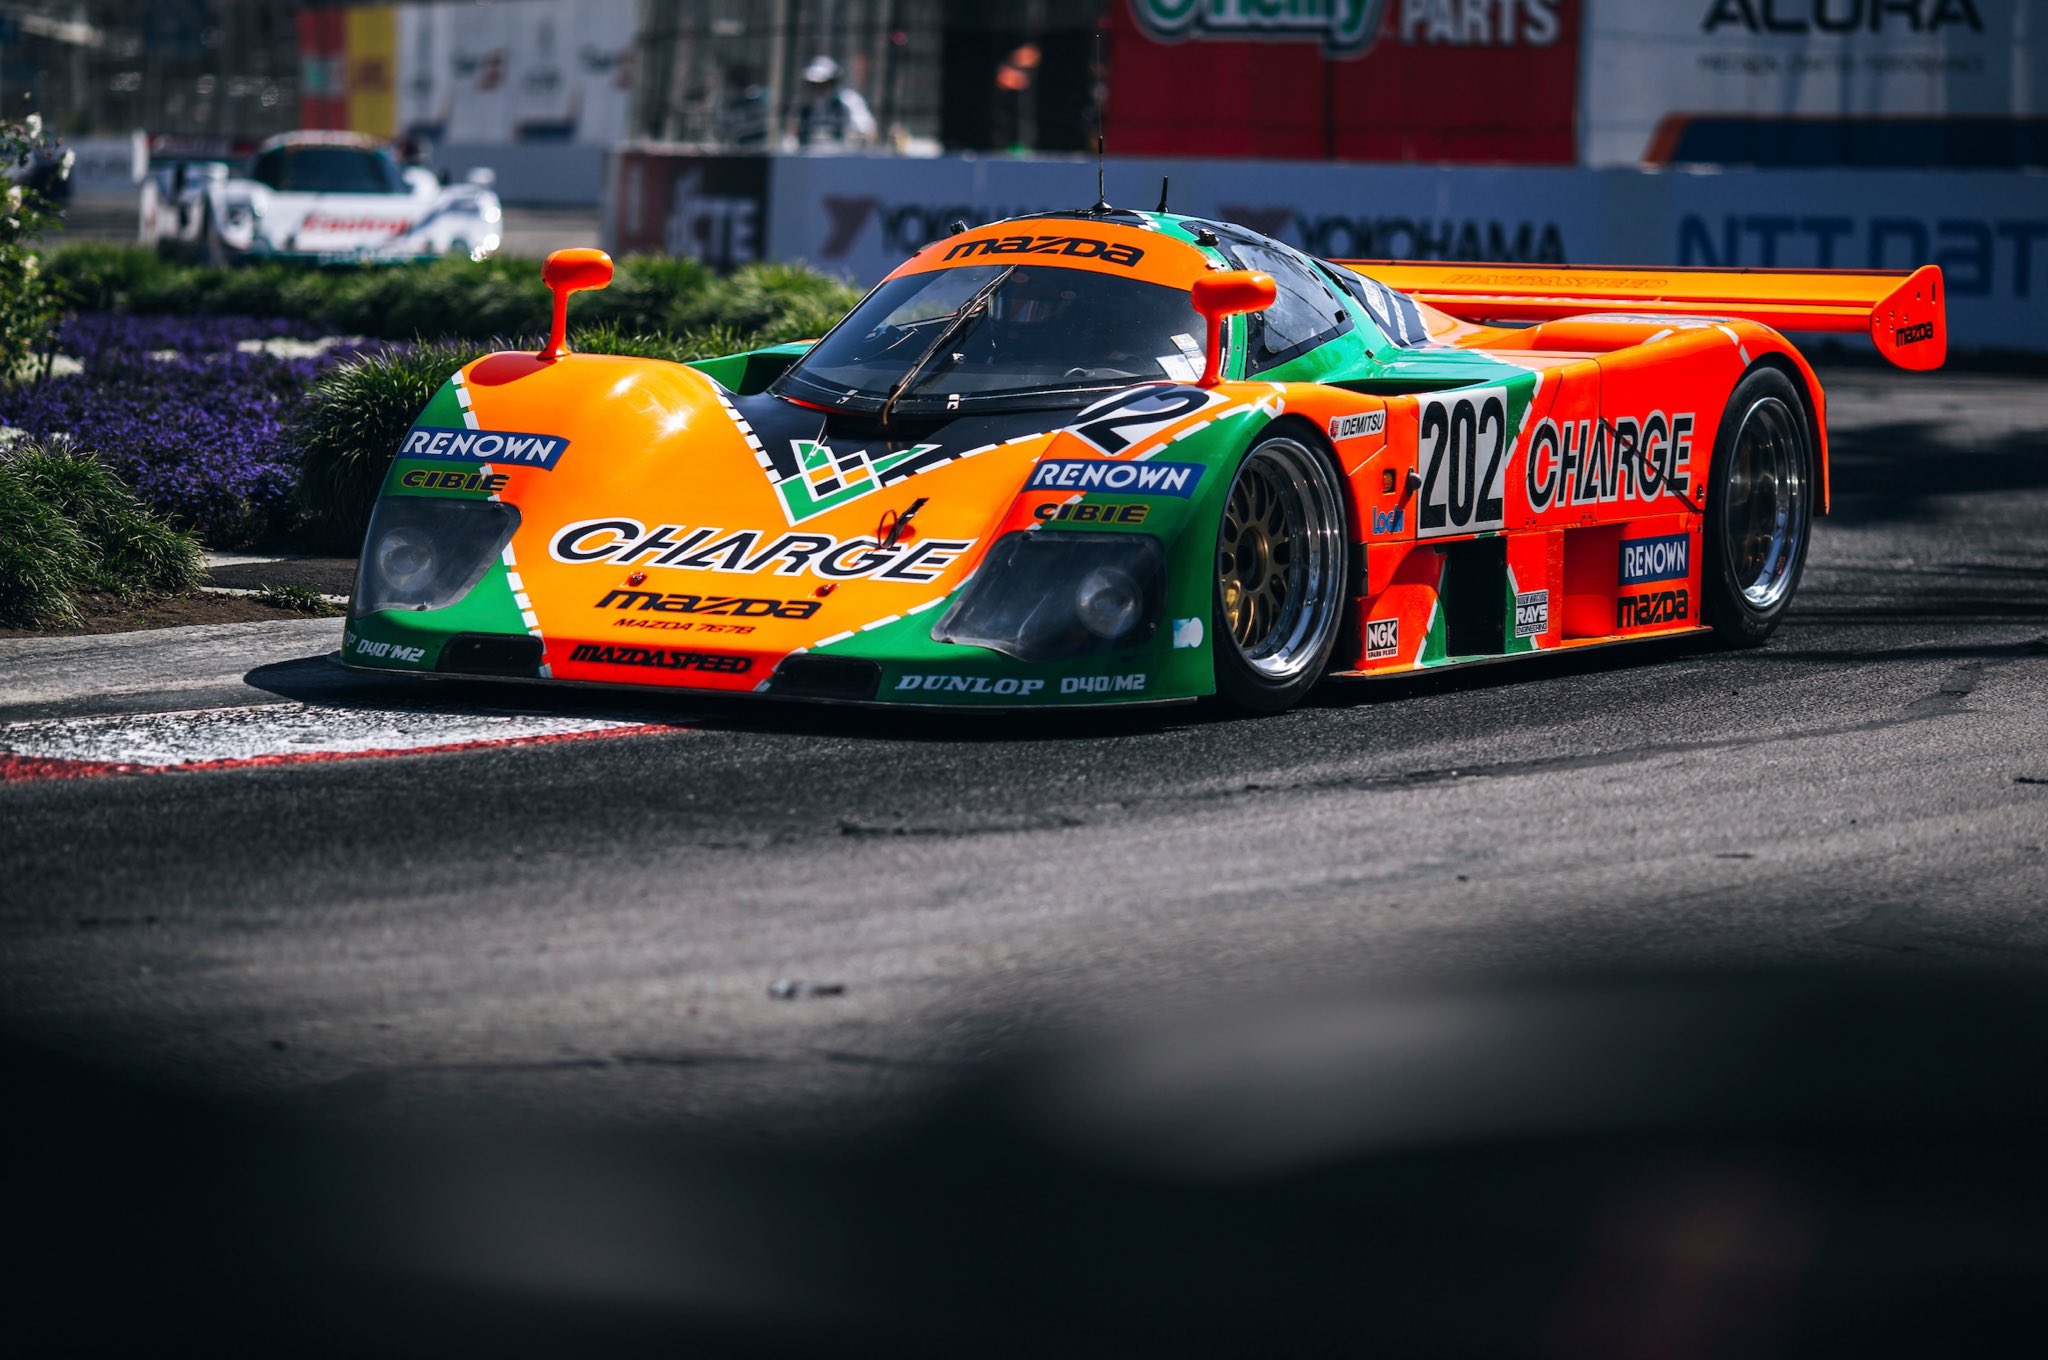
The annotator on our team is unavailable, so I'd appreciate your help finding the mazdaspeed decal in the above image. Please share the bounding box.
[1026,459,1204,497]
[765,438,953,526]
[568,644,753,673]
[399,425,570,470]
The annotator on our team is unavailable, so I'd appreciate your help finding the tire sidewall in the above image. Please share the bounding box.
[1704,366,1813,647]
[1211,428,1350,713]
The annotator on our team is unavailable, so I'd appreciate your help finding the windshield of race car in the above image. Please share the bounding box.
[774,264,1209,414]
[248,146,409,195]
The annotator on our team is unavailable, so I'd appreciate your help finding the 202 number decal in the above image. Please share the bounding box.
[1417,387,1508,539]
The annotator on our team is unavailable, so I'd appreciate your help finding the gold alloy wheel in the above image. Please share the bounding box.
[1215,436,1345,684]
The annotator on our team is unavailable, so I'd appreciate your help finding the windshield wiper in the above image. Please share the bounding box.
[878,265,1015,429]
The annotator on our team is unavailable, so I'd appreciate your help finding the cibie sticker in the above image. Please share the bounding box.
[399,425,570,470]
[1328,410,1386,441]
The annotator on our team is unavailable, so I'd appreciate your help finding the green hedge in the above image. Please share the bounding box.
[45,244,860,345]
[293,322,803,549]
[0,437,202,627]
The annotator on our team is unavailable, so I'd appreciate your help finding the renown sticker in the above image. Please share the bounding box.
[399,425,570,470]
[1619,533,1690,586]
[1025,459,1204,497]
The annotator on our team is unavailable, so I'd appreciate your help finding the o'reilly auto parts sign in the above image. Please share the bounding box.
[1128,0,1390,56]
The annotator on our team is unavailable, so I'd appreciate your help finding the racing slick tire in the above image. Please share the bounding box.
[1703,366,1814,647]
[1212,430,1350,713]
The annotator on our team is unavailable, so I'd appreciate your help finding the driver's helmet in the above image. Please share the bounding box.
[995,267,1081,326]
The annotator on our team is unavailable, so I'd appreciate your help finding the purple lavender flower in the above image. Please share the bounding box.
[0,313,396,546]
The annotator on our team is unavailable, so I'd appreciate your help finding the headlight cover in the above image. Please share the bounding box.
[353,495,521,615]
[933,531,1164,662]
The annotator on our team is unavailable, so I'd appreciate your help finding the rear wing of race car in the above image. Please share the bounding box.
[1331,259,1947,371]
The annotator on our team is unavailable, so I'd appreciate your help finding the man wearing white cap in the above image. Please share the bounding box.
[792,55,878,150]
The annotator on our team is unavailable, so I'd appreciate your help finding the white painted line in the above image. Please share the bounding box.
[0,701,673,771]
[199,586,351,606]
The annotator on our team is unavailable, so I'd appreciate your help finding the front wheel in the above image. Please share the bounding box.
[1211,432,1350,712]
[1703,367,1814,646]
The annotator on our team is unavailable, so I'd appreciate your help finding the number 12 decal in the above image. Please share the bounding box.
[1417,387,1509,539]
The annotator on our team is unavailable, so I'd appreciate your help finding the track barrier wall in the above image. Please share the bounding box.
[603,149,2048,357]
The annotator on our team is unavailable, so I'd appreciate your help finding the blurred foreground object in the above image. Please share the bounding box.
[11,968,2048,1357]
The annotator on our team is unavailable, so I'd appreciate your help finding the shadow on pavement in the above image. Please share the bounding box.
[12,966,2048,1357]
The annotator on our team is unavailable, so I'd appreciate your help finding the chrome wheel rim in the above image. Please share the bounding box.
[1723,395,1808,610]
[1217,438,1344,682]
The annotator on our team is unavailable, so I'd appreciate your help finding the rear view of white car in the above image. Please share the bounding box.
[141,130,501,265]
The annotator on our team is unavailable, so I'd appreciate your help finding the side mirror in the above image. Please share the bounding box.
[1189,271,1277,387]
[538,248,614,361]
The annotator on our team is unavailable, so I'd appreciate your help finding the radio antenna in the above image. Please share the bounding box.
[1156,176,1170,213]
[1089,30,1111,214]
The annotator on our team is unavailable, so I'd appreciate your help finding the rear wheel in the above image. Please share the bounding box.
[1212,432,1349,712]
[1703,367,1814,646]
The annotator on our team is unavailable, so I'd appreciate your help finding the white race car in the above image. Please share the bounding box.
[139,131,502,265]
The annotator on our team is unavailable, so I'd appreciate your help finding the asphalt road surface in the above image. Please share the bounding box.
[2,363,2044,1141]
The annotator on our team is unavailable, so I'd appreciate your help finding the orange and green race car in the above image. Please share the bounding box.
[342,209,1946,712]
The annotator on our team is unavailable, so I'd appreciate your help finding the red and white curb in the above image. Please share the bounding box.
[0,702,682,782]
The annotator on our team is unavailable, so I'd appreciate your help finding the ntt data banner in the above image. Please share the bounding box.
[1639,168,2048,353]
[1583,1,2047,167]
